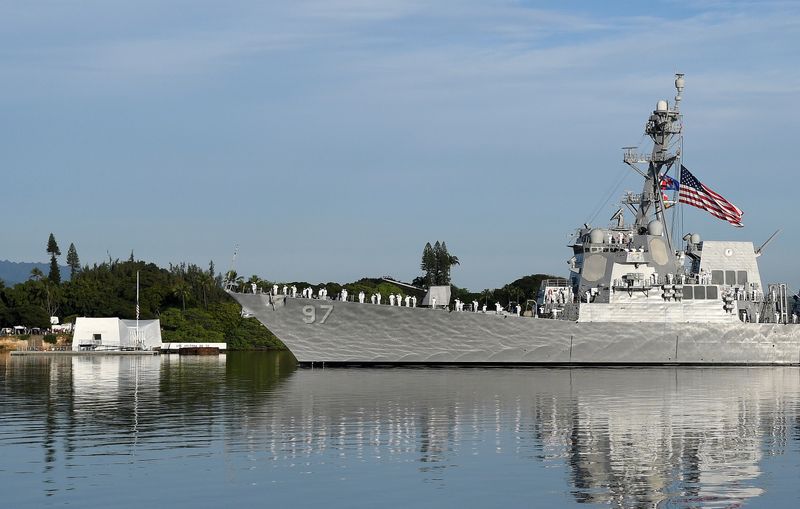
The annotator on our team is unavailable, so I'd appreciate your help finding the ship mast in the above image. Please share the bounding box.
[625,73,685,261]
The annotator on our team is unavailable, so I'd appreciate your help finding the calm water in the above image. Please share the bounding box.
[2,352,800,508]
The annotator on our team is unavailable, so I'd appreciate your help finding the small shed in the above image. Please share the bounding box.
[421,286,452,309]
[71,317,162,351]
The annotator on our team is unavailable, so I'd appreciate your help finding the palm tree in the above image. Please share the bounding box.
[172,279,191,312]
[29,267,45,281]
[224,270,244,291]
[198,272,214,309]
[246,275,263,293]
[224,270,237,285]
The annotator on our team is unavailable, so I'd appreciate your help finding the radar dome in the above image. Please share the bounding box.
[656,100,668,112]
[647,220,664,236]
[690,233,701,244]
[589,229,605,244]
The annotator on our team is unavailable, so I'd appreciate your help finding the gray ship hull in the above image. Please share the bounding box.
[231,293,800,365]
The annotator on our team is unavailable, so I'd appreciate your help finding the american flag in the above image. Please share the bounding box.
[679,165,743,227]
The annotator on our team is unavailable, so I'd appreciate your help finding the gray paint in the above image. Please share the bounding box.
[232,293,800,365]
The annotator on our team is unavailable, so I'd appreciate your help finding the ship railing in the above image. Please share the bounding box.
[623,150,652,164]
[612,278,653,290]
[622,191,642,204]
[623,150,678,164]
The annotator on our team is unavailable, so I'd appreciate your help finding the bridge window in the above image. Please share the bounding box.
[711,270,724,285]
[683,286,693,300]
[695,286,706,299]
[706,286,718,299]
[725,270,736,285]
[737,271,748,284]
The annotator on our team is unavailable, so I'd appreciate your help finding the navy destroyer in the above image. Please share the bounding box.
[229,75,800,365]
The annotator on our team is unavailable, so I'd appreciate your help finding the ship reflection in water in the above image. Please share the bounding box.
[2,352,799,508]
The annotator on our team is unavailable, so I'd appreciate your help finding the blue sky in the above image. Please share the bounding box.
[2,0,799,291]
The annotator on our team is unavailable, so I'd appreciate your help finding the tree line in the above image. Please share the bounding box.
[1,236,560,346]
[0,234,283,350]
[416,241,459,287]
[225,240,558,312]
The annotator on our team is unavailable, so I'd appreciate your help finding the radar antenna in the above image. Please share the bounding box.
[225,243,239,289]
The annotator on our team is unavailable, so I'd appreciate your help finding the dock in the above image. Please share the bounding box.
[160,342,227,354]
[11,350,159,356]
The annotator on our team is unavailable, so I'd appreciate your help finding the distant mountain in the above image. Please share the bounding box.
[0,260,70,286]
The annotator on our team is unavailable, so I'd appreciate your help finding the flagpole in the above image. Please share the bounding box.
[136,270,140,349]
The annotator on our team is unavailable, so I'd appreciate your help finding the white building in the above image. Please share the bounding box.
[71,317,162,351]
[421,286,451,309]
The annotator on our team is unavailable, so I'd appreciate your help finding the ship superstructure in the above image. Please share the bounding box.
[538,74,789,326]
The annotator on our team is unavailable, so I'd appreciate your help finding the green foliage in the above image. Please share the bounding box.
[160,303,283,349]
[0,254,285,350]
[0,240,559,350]
[419,241,459,287]
[29,268,44,281]
[447,274,560,308]
[66,243,80,277]
[47,233,62,284]
[321,282,342,297]
[14,303,50,328]
[375,282,403,298]
[420,242,435,287]
[46,233,61,257]
[437,241,458,285]
[48,256,61,284]
[172,279,191,312]
[507,274,557,300]
[43,333,57,344]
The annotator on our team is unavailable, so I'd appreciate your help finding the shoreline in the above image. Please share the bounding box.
[10,350,160,356]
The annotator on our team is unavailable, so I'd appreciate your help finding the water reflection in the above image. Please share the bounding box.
[1,352,799,508]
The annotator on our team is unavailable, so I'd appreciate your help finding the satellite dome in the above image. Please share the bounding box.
[675,75,685,90]
[647,220,664,236]
[690,233,701,244]
[589,229,605,244]
[656,100,668,112]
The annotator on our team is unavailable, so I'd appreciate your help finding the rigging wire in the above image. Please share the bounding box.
[585,134,648,226]
[670,135,686,260]
[586,166,629,226]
